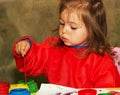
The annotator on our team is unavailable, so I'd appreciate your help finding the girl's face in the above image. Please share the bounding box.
[59,9,88,46]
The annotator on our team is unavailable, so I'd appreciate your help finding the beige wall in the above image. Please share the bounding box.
[0,0,120,85]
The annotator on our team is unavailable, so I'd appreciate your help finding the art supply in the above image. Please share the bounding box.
[23,57,27,83]
[27,80,38,93]
[109,91,120,95]
[9,88,30,95]
[18,79,38,93]
[78,89,97,95]
[9,83,29,91]
[0,82,10,95]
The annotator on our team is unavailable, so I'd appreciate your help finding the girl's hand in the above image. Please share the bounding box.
[15,40,31,57]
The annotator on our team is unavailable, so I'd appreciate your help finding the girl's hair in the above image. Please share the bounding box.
[54,0,111,56]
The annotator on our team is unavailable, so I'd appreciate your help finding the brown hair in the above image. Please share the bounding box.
[54,0,111,56]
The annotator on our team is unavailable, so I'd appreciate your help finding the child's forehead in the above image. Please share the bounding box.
[60,9,83,23]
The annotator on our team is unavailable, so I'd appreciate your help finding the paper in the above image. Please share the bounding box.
[36,83,78,95]
[36,83,120,95]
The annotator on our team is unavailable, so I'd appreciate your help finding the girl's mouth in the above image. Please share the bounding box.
[61,37,68,42]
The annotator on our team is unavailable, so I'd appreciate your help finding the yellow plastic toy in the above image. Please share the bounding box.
[9,83,29,91]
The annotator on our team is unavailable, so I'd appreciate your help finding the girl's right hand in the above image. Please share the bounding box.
[15,40,31,57]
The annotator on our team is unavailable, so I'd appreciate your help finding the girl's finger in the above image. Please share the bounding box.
[21,41,30,57]
[24,42,31,54]
[15,43,21,55]
[21,45,26,57]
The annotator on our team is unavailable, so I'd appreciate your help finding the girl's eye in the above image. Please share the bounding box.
[60,22,64,26]
[71,26,77,30]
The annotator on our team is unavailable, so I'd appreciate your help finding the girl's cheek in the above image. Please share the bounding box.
[59,29,62,35]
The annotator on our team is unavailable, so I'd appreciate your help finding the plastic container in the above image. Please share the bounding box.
[9,83,29,91]
[18,80,38,93]
[109,91,120,95]
[18,79,34,84]
[78,89,97,95]
[27,81,38,93]
[0,82,10,95]
[9,88,30,95]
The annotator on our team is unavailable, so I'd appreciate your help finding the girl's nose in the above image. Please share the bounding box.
[62,26,67,34]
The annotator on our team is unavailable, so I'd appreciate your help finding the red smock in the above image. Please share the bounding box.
[12,36,120,88]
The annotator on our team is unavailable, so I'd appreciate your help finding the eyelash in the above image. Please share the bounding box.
[60,22,64,26]
[60,22,77,30]
[71,27,77,30]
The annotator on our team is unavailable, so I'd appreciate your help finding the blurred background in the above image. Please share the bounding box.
[0,0,120,87]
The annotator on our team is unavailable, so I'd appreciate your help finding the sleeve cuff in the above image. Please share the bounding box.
[19,38,32,47]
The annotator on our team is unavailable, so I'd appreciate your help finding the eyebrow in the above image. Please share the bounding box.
[69,21,78,25]
[59,16,81,27]
[60,17,78,24]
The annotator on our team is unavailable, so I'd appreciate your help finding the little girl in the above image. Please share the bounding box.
[12,0,120,88]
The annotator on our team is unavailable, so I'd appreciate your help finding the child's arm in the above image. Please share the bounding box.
[12,36,51,77]
[91,55,120,87]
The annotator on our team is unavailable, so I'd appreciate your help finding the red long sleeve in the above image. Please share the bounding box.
[12,36,120,88]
